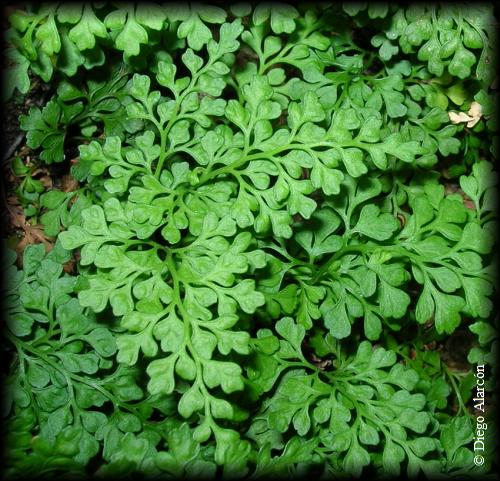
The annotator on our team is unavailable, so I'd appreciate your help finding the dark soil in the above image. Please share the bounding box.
[1,73,51,244]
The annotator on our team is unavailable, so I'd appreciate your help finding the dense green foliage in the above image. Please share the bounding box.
[2,3,498,479]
